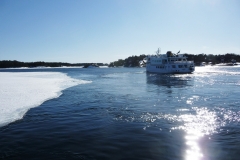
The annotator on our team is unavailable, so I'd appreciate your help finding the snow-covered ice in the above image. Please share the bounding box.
[0,72,90,127]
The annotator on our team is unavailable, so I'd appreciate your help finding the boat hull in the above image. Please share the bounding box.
[146,64,194,74]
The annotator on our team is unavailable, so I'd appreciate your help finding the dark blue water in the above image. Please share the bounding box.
[1,66,240,160]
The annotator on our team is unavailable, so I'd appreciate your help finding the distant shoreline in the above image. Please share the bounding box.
[0,60,108,68]
[1,53,240,68]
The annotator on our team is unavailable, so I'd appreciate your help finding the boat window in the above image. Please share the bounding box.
[172,65,176,68]
[178,65,182,68]
[184,65,187,68]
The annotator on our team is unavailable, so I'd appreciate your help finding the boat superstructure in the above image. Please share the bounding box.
[144,49,195,74]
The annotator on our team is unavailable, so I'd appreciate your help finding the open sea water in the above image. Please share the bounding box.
[0,66,240,160]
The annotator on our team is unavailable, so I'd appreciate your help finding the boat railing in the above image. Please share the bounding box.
[170,61,194,64]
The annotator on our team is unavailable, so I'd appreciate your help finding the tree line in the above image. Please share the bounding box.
[1,53,239,68]
[109,53,240,67]
[0,60,107,68]
[109,55,146,67]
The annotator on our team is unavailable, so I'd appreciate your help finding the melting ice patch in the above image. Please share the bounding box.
[0,72,90,127]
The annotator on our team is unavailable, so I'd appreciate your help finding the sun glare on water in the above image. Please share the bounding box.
[174,107,219,160]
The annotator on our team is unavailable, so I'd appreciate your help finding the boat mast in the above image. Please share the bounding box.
[156,48,161,56]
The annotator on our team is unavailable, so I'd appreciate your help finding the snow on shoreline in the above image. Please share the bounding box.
[0,72,90,127]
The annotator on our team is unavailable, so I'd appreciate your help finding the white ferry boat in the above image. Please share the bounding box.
[144,48,195,74]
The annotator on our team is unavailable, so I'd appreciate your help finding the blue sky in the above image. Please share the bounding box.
[0,0,239,63]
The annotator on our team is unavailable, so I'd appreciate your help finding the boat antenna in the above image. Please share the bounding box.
[156,48,161,55]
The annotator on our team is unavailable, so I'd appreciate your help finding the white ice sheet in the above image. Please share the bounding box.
[0,72,89,127]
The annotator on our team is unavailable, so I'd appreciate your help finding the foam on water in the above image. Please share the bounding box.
[0,72,91,127]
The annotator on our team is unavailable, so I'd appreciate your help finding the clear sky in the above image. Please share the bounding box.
[0,0,239,63]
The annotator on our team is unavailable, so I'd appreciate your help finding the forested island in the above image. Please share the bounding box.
[109,53,240,67]
[0,53,239,68]
[0,61,108,68]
